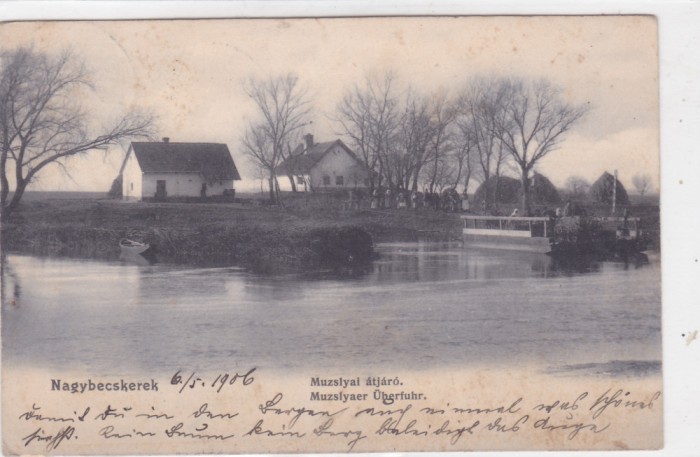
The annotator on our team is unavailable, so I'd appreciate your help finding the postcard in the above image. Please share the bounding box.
[1,15,662,454]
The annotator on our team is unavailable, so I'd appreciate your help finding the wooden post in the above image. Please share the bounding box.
[612,169,618,215]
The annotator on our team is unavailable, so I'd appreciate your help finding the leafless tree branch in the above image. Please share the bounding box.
[0,45,155,220]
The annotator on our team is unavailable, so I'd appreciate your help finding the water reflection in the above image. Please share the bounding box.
[372,242,649,282]
[119,240,651,282]
[119,251,157,266]
[0,254,21,308]
[2,243,661,376]
[546,360,662,378]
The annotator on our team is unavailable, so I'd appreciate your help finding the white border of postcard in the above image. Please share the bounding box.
[1,1,698,457]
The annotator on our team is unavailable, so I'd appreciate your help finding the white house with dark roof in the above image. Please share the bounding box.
[120,138,241,201]
[276,134,368,192]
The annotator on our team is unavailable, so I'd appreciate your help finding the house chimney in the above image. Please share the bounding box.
[162,137,170,143]
[304,133,314,152]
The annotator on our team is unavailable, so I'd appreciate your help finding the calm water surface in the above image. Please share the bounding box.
[1,243,661,376]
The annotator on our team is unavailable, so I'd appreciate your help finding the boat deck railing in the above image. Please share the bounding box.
[461,215,552,238]
[461,215,642,240]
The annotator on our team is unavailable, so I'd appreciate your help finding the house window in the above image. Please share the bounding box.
[296,176,305,185]
[335,175,344,186]
[130,182,134,191]
[323,175,331,185]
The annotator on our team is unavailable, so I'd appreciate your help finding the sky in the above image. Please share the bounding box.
[0,16,659,193]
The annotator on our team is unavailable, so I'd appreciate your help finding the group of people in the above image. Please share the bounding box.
[350,188,469,212]
[505,200,581,219]
[348,189,594,220]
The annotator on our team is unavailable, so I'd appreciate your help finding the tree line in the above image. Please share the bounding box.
[1,44,594,220]
[242,72,590,215]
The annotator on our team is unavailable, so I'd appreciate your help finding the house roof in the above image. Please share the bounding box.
[276,139,361,175]
[125,142,241,181]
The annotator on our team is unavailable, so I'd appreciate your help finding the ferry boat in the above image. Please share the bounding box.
[461,215,643,255]
[461,215,553,253]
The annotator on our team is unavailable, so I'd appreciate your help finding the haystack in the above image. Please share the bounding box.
[530,172,562,205]
[589,172,630,205]
[473,172,561,205]
[473,175,521,204]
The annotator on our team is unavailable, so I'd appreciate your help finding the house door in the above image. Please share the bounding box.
[155,180,167,200]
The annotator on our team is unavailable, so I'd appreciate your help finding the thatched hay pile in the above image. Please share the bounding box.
[473,172,561,205]
[473,176,521,204]
[589,172,630,205]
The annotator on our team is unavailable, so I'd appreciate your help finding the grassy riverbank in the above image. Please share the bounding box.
[1,195,463,272]
[1,191,659,271]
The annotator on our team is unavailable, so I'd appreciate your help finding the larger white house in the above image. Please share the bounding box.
[120,139,241,201]
[276,134,368,192]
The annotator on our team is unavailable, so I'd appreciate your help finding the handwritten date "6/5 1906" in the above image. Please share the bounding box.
[170,368,256,394]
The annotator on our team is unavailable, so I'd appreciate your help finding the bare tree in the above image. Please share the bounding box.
[493,78,589,215]
[276,134,306,193]
[334,72,399,192]
[0,46,154,220]
[392,90,433,191]
[240,74,310,204]
[452,118,477,192]
[457,77,511,206]
[632,173,652,196]
[426,92,457,193]
[421,152,456,195]
[565,175,590,199]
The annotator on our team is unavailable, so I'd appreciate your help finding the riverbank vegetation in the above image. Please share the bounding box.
[1,194,462,272]
[2,191,659,272]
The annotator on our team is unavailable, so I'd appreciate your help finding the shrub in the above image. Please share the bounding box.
[107,175,122,198]
[551,216,611,256]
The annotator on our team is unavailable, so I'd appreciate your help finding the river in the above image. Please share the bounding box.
[1,242,661,377]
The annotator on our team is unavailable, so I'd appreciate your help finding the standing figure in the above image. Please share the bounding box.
[371,189,380,209]
[346,189,356,210]
[385,187,393,209]
[462,191,470,212]
[563,199,572,216]
[397,191,406,209]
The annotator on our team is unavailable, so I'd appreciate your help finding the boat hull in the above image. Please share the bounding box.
[120,244,150,255]
[119,239,150,256]
[462,232,552,253]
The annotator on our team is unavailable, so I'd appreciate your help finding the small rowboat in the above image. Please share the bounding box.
[119,238,150,255]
